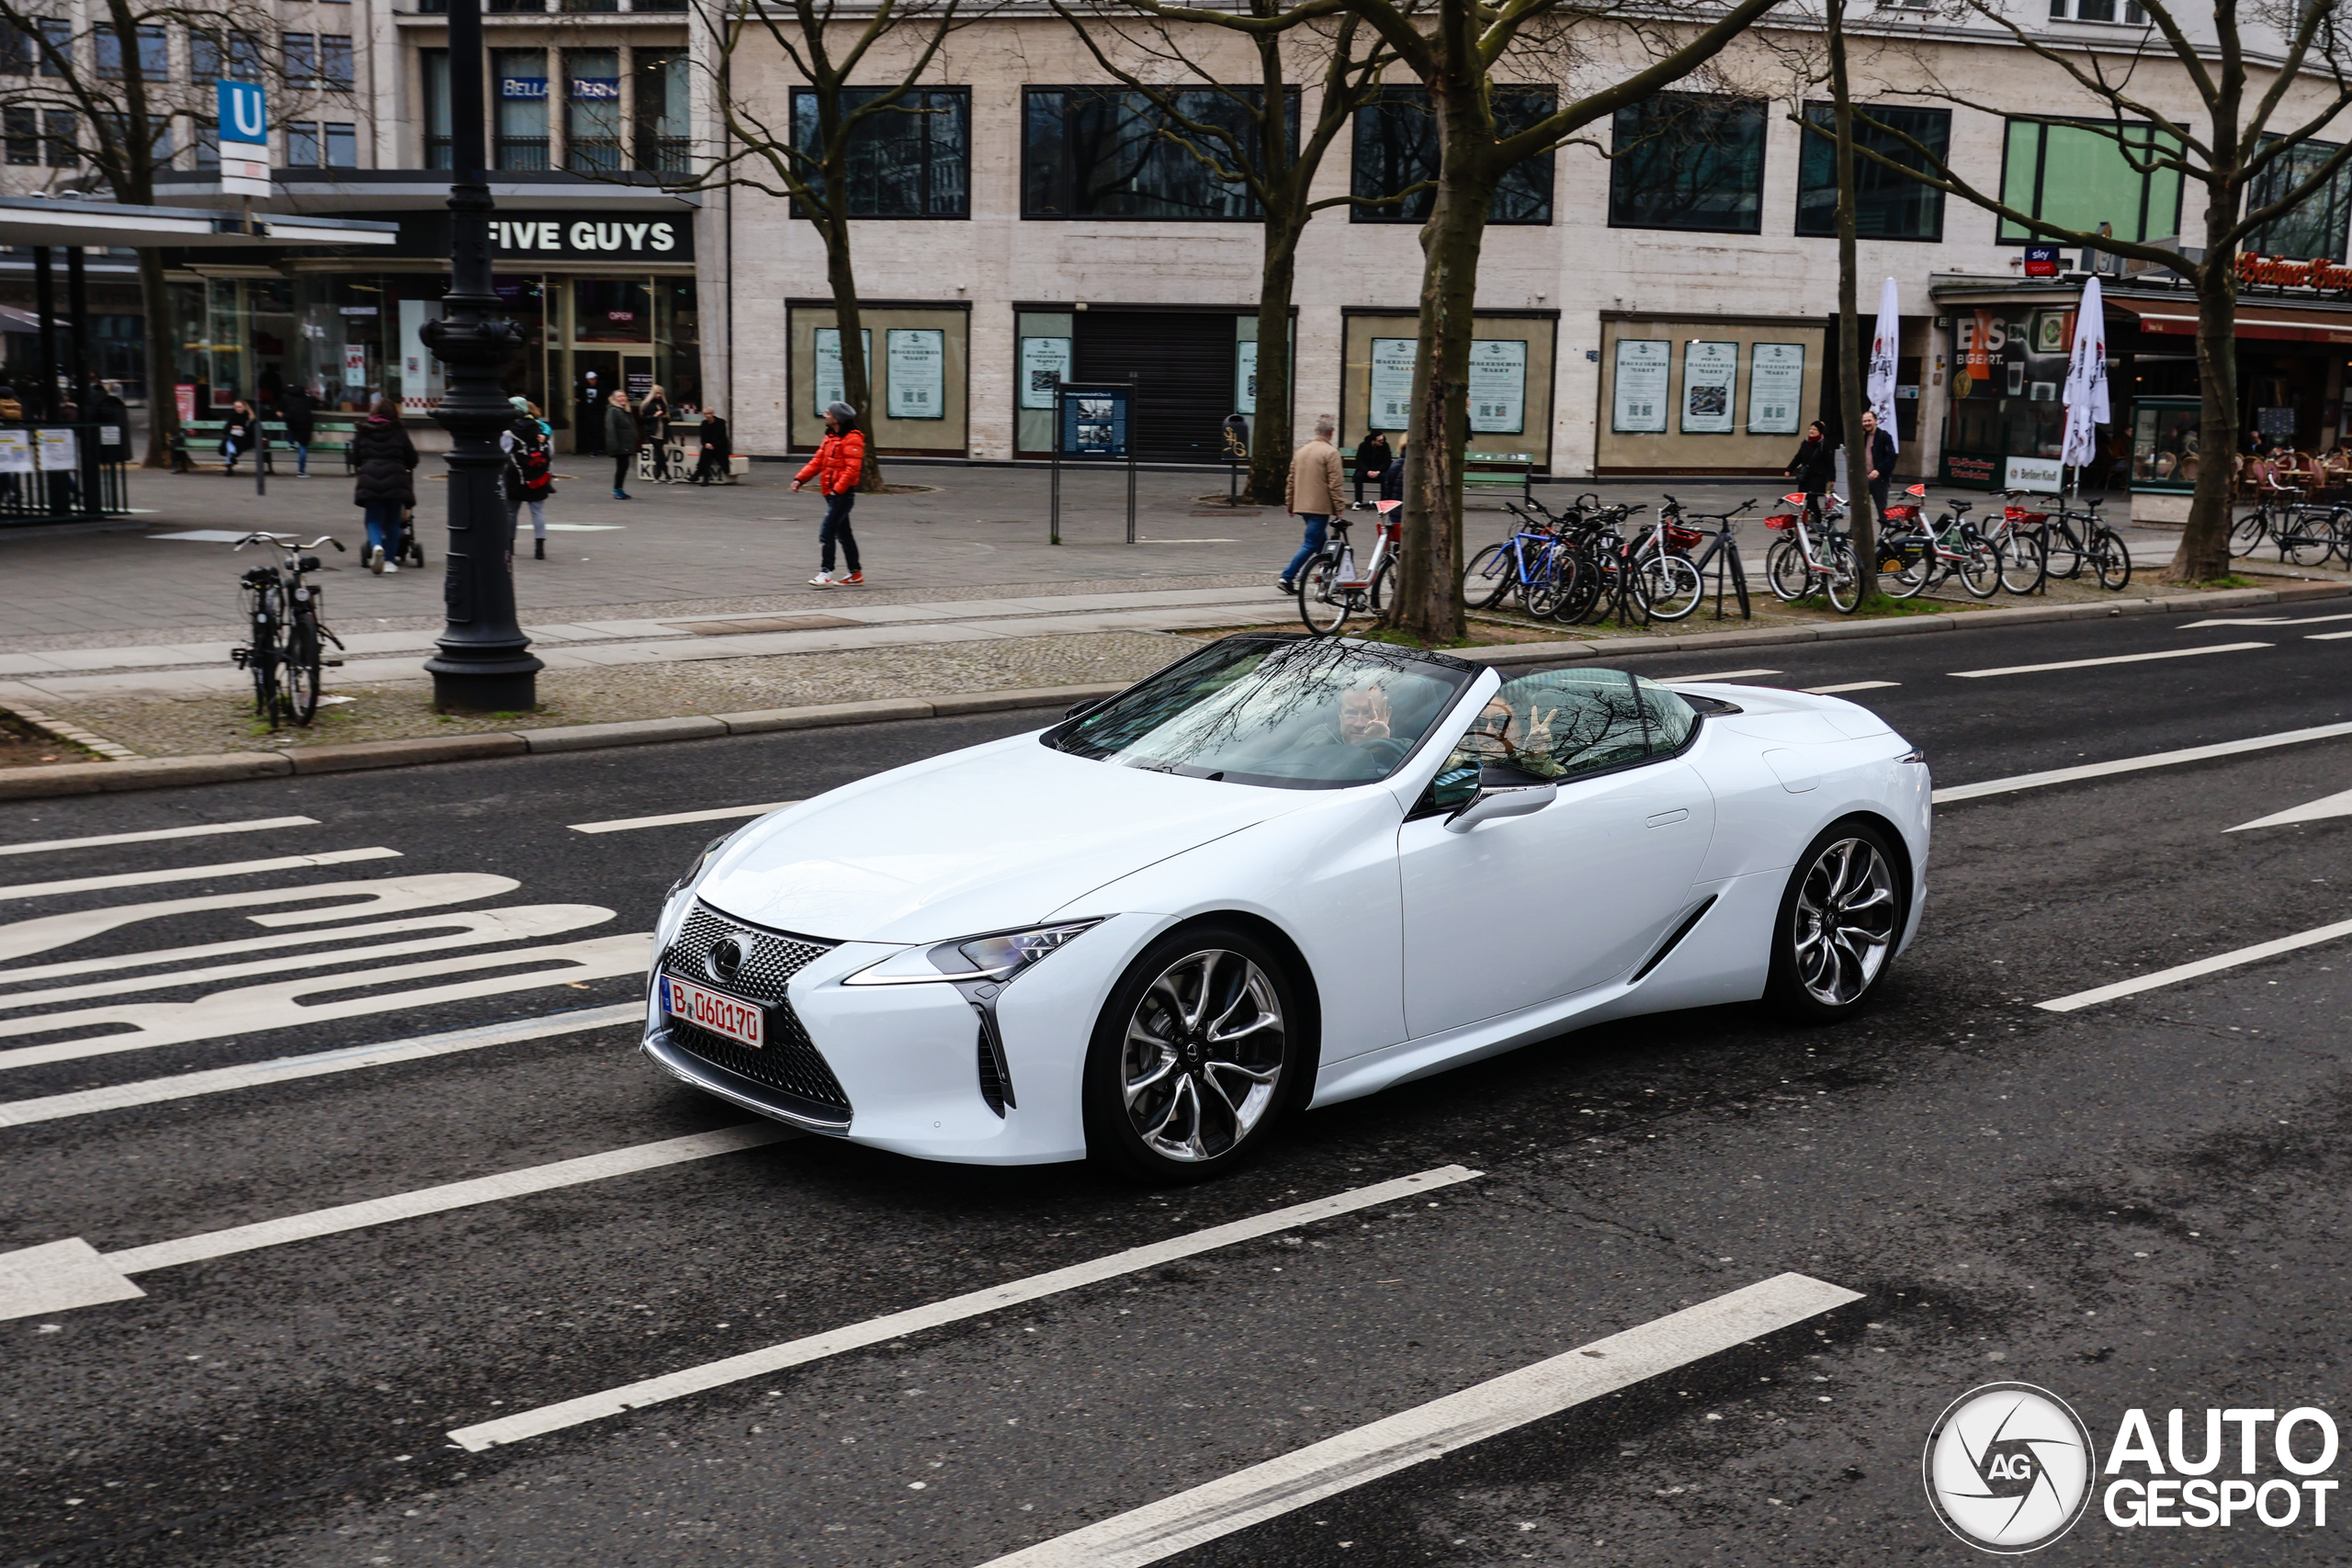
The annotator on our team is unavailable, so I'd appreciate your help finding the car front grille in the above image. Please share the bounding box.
[659,903,851,1121]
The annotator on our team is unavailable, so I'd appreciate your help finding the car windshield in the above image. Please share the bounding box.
[1046,637,1476,789]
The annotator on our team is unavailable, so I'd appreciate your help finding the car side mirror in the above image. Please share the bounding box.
[1444,761,1556,833]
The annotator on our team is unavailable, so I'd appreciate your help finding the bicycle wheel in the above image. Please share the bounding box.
[1296,557,1354,635]
[2231,509,2269,558]
[1996,531,2046,594]
[1640,553,1706,622]
[1367,556,1396,620]
[1956,533,2002,599]
[1461,543,1513,609]
[283,616,322,726]
[2285,516,2334,567]
[1552,549,1601,624]
[1821,536,1861,614]
[2093,529,2133,591]
[245,582,283,725]
[1726,543,1752,619]
[1765,537,1811,602]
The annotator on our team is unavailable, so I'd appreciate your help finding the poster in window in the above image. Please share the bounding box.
[1236,341,1257,416]
[887,328,946,420]
[1020,336,1072,411]
[1467,339,1527,434]
[1611,339,1670,434]
[1747,343,1805,435]
[1369,337,1418,426]
[812,327,872,416]
[1680,341,1737,434]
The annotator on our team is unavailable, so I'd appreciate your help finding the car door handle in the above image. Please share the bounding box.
[1646,808,1690,828]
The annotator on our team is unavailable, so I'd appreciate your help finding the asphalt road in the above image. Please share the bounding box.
[4,595,2350,1567]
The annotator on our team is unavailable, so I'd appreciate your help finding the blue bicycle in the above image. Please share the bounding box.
[1463,497,1581,617]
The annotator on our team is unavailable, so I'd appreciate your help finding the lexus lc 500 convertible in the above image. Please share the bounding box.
[643,634,1929,1181]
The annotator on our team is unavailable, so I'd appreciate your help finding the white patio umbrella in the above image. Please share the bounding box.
[2062,275,2111,493]
[1867,276,1902,452]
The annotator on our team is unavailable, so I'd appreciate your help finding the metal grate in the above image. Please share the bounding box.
[663,904,832,1002]
[660,904,849,1118]
[976,1022,1007,1117]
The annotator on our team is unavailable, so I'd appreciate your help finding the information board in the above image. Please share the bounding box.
[1020,336,1072,411]
[1680,341,1738,434]
[1467,339,1527,434]
[1369,338,1417,427]
[887,328,946,420]
[812,327,871,416]
[1611,340,1670,434]
[1747,343,1805,435]
[0,430,29,473]
[36,428,77,471]
[1060,387,1129,457]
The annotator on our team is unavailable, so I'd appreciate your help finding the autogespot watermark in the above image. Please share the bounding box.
[1923,1385,2342,1553]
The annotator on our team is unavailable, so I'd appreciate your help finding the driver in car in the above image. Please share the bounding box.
[1293,681,1411,771]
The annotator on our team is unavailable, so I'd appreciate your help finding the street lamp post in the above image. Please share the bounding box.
[420,0,541,712]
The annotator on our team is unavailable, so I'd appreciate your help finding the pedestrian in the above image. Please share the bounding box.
[1785,418,1834,517]
[639,383,673,482]
[576,369,605,456]
[220,399,259,476]
[793,400,865,587]
[351,396,418,574]
[280,381,317,478]
[605,389,640,499]
[1278,413,1345,594]
[1352,428,1391,506]
[503,398,557,560]
[689,407,730,485]
[1381,432,1407,503]
[1859,410,1897,518]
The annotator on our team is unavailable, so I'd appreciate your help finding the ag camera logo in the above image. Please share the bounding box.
[1923,1382,2096,1552]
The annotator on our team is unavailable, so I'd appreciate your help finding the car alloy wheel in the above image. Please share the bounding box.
[1792,836,1897,1007]
[1122,948,1284,1162]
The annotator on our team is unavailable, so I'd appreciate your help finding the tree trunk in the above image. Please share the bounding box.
[2177,254,2238,581]
[818,207,885,492]
[136,249,176,468]
[1828,0,1875,592]
[1245,220,1300,506]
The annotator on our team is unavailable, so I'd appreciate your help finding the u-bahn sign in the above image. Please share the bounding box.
[217,80,270,198]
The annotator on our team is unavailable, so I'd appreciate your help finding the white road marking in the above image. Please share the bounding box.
[2176,611,2352,630]
[570,802,799,835]
[0,816,319,859]
[0,847,401,903]
[0,1124,793,1322]
[448,1165,1484,1452]
[974,1273,1861,1568]
[0,1003,639,1127]
[1803,681,1900,694]
[1662,668,1781,683]
[1931,720,2352,805]
[2228,787,2352,831]
[0,873,518,965]
[2038,915,2352,1012]
[1949,641,2271,679]
[2309,630,2352,641]
[0,932,652,1069]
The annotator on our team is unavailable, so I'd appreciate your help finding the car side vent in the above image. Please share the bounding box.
[1632,895,1718,983]
[976,1016,1016,1117]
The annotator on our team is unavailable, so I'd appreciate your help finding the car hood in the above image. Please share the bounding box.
[693,733,1304,945]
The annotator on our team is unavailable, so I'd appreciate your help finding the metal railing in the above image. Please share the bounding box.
[0,423,131,526]
[495,137,551,171]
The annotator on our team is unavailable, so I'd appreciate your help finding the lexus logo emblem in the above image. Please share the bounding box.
[707,935,746,985]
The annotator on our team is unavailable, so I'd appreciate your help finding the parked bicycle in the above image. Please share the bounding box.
[2028,494,2132,590]
[1645,495,1753,622]
[1763,492,1861,613]
[1881,497,2000,601]
[1297,500,1401,634]
[1463,497,1577,618]
[232,531,346,727]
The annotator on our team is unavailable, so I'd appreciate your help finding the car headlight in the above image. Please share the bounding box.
[843,919,1102,987]
[670,832,735,898]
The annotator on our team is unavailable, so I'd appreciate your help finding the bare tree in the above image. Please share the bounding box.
[0,1,353,465]
[1049,2,1419,505]
[1828,0,2352,581]
[683,0,980,491]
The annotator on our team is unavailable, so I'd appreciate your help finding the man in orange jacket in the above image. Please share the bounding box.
[794,400,866,586]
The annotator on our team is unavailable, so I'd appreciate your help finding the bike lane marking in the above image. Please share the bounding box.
[2228,787,2352,831]
[570,801,800,834]
[1930,719,2352,804]
[972,1273,1860,1568]
[447,1165,1483,1452]
[0,847,401,903]
[1948,641,2271,679]
[1803,681,1899,694]
[0,817,320,858]
[2037,914,2352,1012]
[1659,668,1781,683]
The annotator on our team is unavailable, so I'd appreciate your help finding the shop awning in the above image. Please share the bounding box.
[0,194,397,249]
[2112,299,2352,345]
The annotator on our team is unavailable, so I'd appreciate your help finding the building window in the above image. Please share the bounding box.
[1350,86,1556,225]
[422,48,451,170]
[0,20,36,73]
[566,49,621,174]
[320,35,353,89]
[635,48,691,174]
[39,19,70,78]
[325,120,355,168]
[190,29,260,85]
[493,47,549,171]
[287,120,318,165]
[195,118,219,170]
[2246,137,2352,260]
[1998,118,2183,243]
[97,25,169,82]
[485,0,547,11]
[1022,85,1291,220]
[1609,93,1768,234]
[44,110,74,166]
[5,107,36,164]
[791,86,970,218]
[283,32,314,86]
[562,0,619,14]
[1794,101,1949,241]
[2050,0,2149,20]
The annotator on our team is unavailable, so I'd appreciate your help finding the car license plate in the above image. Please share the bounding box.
[660,974,764,1050]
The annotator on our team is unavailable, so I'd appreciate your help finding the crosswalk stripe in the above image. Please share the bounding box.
[570,802,799,834]
[0,847,401,902]
[2036,915,2352,1012]
[1931,719,2352,805]
[973,1273,1861,1568]
[447,1165,1484,1452]
[0,1003,641,1128]
[0,816,319,858]
[1948,641,2270,679]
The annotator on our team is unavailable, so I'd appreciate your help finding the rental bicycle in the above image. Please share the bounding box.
[1763,493,1861,613]
[1298,500,1401,634]
[1881,498,2000,600]
[231,532,346,727]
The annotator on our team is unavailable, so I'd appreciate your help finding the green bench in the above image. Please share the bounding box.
[173,416,364,475]
[1340,449,1535,502]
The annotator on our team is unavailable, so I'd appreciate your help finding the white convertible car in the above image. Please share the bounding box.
[644,635,1929,1180]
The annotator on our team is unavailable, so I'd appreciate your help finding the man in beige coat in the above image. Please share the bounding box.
[1280,414,1347,592]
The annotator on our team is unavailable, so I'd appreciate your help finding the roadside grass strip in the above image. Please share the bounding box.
[0,1002,640,1127]
[570,802,800,834]
[972,1273,1861,1568]
[0,1122,794,1321]
[0,816,319,857]
[0,847,401,902]
[447,1164,1484,1452]
[1931,719,2352,805]
[1948,641,2271,679]
[2037,915,2352,1012]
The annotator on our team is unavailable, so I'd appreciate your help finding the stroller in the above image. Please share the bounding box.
[394,504,427,570]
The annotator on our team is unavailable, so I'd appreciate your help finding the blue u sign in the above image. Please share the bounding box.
[219,80,267,147]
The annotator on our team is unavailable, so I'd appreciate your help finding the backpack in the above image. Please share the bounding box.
[512,429,554,497]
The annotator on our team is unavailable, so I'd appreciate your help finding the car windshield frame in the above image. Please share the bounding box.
[1042,634,1480,791]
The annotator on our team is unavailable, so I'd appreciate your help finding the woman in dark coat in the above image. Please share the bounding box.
[351,397,419,574]
[220,400,260,476]
[1380,434,1406,503]
[1785,420,1834,515]
[1352,430,1392,505]
[689,408,730,485]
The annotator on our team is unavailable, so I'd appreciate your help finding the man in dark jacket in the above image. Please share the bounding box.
[1860,411,1898,518]
[576,370,605,456]
[1380,435,1406,503]
[689,409,730,485]
[351,398,418,574]
[279,384,318,478]
[1353,430,1392,505]
[605,390,640,500]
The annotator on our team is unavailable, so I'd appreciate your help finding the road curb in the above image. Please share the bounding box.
[0,584,2337,802]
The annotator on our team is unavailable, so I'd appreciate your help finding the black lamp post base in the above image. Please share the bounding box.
[429,665,540,713]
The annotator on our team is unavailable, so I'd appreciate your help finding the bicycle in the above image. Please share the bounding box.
[231,532,347,727]
[1298,500,1400,634]
[1881,497,2000,600]
[1986,491,2053,594]
[1763,492,1862,613]
[1645,496,1753,622]
[1463,499,1577,618]
[2029,495,2133,590]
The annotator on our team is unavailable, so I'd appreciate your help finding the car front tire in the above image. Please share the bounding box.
[1766,818,1908,1023]
[1084,925,1303,1184]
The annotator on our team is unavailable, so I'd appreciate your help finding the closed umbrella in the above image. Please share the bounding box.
[2062,275,2110,491]
[1867,276,1902,452]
